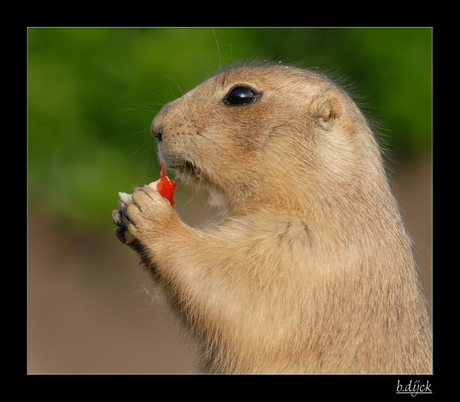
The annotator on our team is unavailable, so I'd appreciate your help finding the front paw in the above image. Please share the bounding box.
[112,200,135,244]
[113,186,176,249]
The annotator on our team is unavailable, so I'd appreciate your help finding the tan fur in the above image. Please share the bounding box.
[113,63,432,373]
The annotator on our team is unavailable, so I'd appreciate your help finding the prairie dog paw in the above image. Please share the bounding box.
[112,203,138,245]
[113,162,178,247]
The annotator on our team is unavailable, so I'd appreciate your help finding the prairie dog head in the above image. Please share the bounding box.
[151,63,384,214]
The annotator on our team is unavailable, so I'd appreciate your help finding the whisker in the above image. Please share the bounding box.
[211,28,222,70]
[162,74,185,97]
[130,129,150,137]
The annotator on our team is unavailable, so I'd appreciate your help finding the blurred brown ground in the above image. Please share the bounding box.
[27,155,432,374]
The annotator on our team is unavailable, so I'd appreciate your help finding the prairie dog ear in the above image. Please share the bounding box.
[309,92,344,131]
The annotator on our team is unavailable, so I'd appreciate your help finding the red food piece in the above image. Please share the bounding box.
[156,161,178,206]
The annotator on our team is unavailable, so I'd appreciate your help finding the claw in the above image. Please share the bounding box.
[118,192,133,205]
[112,209,122,226]
[112,208,137,245]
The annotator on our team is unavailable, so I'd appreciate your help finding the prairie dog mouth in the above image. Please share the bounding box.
[168,159,203,181]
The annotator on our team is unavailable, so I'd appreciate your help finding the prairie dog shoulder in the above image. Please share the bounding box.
[116,63,432,373]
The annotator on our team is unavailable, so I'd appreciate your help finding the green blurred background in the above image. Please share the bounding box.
[28,27,431,233]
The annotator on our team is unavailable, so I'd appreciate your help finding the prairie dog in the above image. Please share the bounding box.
[113,63,432,374]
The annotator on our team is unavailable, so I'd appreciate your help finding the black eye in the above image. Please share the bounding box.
[224,86,260,106]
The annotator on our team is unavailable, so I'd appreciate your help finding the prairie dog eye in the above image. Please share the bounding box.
[224,86,260,106]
